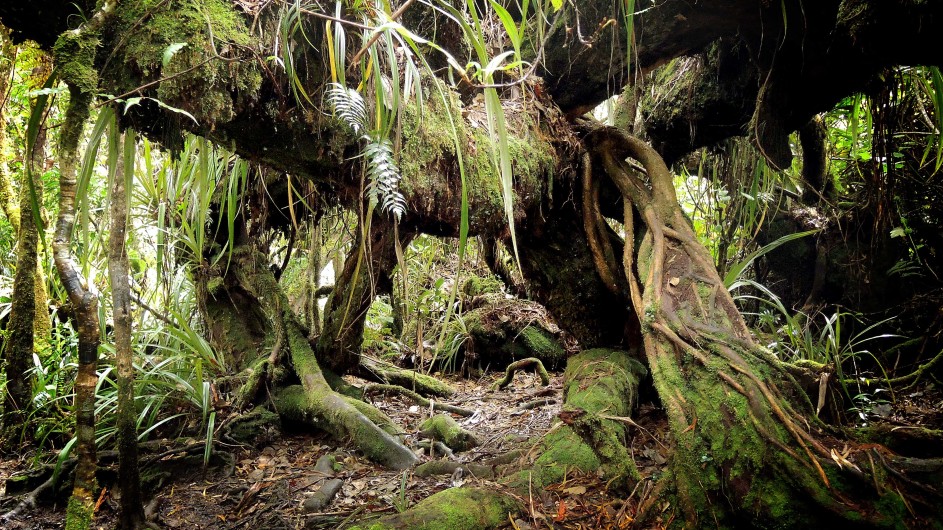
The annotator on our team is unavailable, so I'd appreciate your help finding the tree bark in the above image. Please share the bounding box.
[57,86,98,530]
[2,94,45,449]
[585,123,917,526]
[224,246,418,469]
[107,130,146,529]
[52,5,111,525]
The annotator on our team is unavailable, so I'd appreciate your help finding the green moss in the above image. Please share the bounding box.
[874,492,909,529]
[522,428,600,489]
[54,30,100,94]
[227,408,280,444]
[206,275,224,295]
[462,275,504,297]
[519,326,565,367]
[398,83,554,229]
[349,487,518,530]
[65,496,94,530]
[420,414,478,451]
[344,396,401,439]
[108,0,262,127]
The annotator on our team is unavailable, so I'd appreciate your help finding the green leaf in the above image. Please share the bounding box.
[724,230,818,288]
[550,0,563,11]
[162,42,188,67]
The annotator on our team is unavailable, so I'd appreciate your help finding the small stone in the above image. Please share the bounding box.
[314,454,337,476]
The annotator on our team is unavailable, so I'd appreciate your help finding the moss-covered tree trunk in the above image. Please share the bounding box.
[107,130,146,529]
[317,215,410,374]
[2,100,45,449]
[1,51,52,449]
[586,124,909,526]
[53,9,107,526]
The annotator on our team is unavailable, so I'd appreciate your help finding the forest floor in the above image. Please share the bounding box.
[0,369,674,530]
[0,373,940,529]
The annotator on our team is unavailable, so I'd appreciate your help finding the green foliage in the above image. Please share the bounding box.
[730,278,901,409]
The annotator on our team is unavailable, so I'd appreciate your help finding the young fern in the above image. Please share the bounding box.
[326,82,406,220]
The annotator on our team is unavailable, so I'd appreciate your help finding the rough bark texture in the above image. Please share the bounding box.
[52,7,107,526]
[585,123,919,526]
[107,131,146,529]
[1,50,52,448]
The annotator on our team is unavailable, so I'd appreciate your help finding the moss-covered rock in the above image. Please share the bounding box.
[461,301,566,370]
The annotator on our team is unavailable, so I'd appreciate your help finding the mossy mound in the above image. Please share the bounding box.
[346,487,520,530]
[459,299,566,371]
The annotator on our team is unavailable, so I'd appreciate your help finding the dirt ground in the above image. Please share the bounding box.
[1,371,939,529]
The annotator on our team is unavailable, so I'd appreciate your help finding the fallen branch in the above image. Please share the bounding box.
[512,398,557,414]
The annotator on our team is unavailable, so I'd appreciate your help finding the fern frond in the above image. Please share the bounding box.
[325,82,368,135]
[364,136,406,220]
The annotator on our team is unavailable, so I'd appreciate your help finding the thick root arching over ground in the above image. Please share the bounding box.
[217,247,418,470]
[583,123,926,526]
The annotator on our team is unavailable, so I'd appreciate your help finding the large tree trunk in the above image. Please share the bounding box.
[1,49,52,449]
[584,123,916,526]
[200,241,418,469]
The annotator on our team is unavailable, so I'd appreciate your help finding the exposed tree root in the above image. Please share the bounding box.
[492,357,550,390]
[344,348,646,528]
[363,384,473,417]
[420,414,479,452]
[227,247,417,470]
[358,356,456,398]
[582,121,936,526]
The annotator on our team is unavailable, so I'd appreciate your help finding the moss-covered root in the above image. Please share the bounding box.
[559,409,640,491]
[414,460,496,479]
[275,386,417,469]
[347,487,520,530]
[518,349,647,490]
[492,357,551,390]
[420,414,480,452]
[230,247,417,470]
[359,356,455,398]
